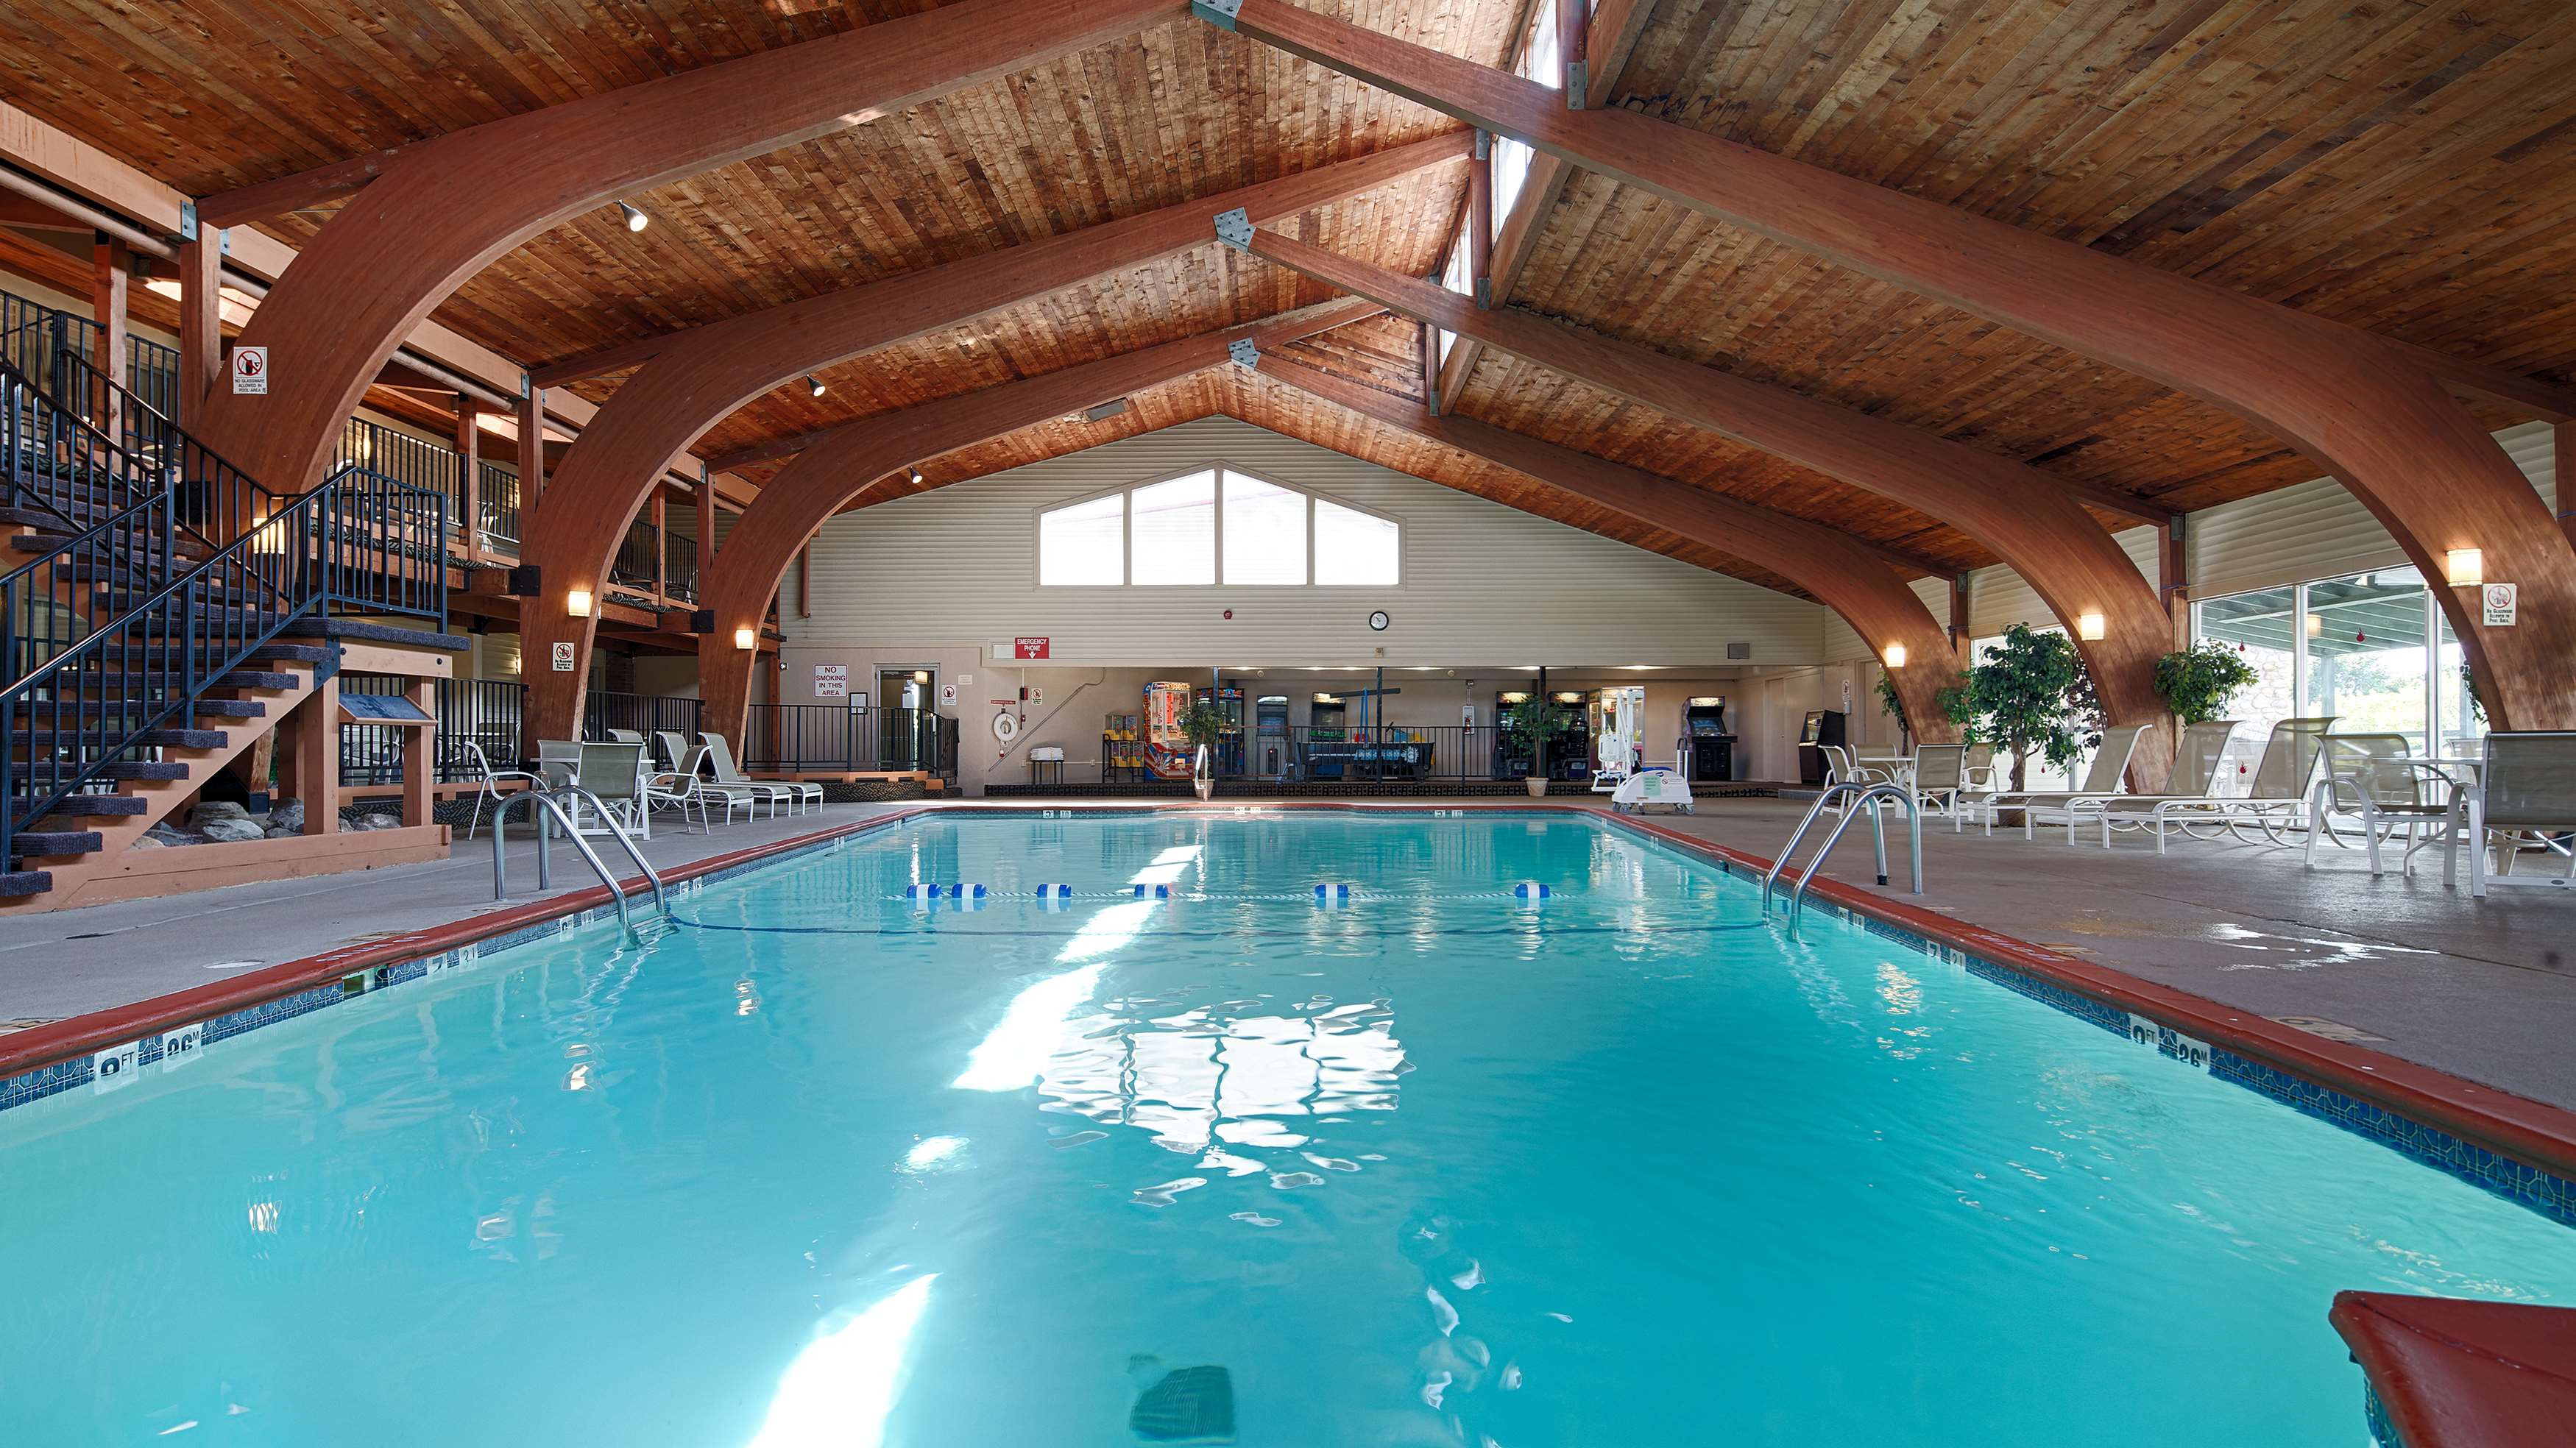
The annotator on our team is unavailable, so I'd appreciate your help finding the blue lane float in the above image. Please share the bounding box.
[1133,883,1172,899]
[1512,881,1551,901]
[1314,883,1351,907]
[907,883,988,909]
[1035,882,1073,912]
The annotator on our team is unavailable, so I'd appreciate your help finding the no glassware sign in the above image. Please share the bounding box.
[230,346,268,394]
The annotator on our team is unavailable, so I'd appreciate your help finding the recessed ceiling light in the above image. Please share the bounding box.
[618,202,649,233]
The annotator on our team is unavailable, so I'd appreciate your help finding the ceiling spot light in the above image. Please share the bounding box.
[2445,548,2483,586]
[618,202,649,233]
[909,468,925,486]
[2076,612,2106,641]
[1882,643,1908,669]
[806,376,827,398]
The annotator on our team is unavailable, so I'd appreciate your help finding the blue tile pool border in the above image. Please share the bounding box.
[4,801,2573,1232]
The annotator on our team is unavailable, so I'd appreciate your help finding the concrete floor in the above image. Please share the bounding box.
[3,794,2570,1112]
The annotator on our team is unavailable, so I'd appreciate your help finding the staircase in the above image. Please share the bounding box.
[1,350,452,906]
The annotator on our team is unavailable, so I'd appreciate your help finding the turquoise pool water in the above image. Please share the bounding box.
[4,811,2572,1445]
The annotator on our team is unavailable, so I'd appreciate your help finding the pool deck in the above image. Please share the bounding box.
[2,794,2570,1115]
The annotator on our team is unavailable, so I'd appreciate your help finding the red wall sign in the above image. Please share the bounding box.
[1013,636,1050,660]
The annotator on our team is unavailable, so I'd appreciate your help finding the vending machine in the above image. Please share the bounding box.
[1797,709,1848,785]
[1144,681,1195,780]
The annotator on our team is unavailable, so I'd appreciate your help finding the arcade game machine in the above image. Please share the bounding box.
[1211,686,1246,776]
[1144,681,1196,780]
[1308,692,1349,780]
[1797,708,1847,785]
[1255,695,1291,779]
[1682,696,1735,782]
[1548,691,1591,781]
[1587,686,1646,792]
[1492,690,1535,778]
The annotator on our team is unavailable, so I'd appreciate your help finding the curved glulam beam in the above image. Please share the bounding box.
[1253,352,1963,739]
[1204,0,2576,731]
[514,142,1464,747]
[190,0,1186,496]
[629,300,1380,750]
[1239,226,2172,777]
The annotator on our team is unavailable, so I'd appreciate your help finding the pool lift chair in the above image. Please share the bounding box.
[1608,764,1692,814]
[1762,780,1925,939]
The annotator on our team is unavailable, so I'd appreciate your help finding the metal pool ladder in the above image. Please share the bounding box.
[1761,781,1925,937]
[491,785,673,938]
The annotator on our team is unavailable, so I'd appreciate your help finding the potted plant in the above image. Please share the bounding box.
[1940,622,2093,795]
[1503,702,1577,797]
[1877,669,1911,751]
[2152,640,2260,724]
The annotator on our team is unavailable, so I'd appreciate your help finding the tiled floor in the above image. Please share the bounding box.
[3,793,2569,1112]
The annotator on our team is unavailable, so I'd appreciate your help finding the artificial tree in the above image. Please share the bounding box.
[1939,622,2095,792]
[2153,640,2260,724]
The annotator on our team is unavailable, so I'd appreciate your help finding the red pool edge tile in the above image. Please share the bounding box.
[2331,1291,2576,1448]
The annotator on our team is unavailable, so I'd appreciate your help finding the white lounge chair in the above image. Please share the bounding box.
[2053,720,2240,847]
[703,733,821,815]
[659,731,758,824]
[2469,730,2576,898]
[2111,717,2338,853]
[1971,723,2149,837]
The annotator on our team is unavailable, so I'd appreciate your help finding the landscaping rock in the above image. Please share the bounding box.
[266,799,305,833]
[198,817,266,843]
[188,801,252,828]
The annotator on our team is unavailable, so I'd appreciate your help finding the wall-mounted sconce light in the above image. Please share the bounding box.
[2445,548,2483,586]
[566,589,594,618]
[2076,612,2106,641]
[1882,643,1908,668]
[734,627,757,651]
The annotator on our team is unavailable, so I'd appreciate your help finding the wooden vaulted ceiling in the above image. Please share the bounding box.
[5,0,2573,595]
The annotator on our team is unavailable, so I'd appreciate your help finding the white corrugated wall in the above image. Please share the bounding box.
[1953,422,2553,636]
[785,416,1830,666]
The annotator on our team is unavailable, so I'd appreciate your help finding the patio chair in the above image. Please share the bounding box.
[573,741,651,838]
[1970,723,2150,838]
[459,741,546,841]
[1907,743,1968,822]
[2469,731,2576,899]
[535,739,583,789]
[2302,734,2466,879]
[702,733,820,815]
[2054,720,2240,847]
[606,728,645,744]
[2116,717,2338,854]
[644,742,719,834]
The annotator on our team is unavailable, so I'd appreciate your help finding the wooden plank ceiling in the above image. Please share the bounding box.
[5,0,2573,590]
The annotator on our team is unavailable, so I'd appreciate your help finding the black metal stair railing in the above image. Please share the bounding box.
[2,461,445,869]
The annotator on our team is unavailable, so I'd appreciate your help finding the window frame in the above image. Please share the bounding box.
[1033,463,1403,589]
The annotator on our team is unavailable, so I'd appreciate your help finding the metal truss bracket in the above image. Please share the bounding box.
[1228,338,1261,370]
[1191,0,1243,30]
[1213,207,1254,253]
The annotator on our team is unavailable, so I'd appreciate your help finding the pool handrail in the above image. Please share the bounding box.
[491,785,673,937]
[1763,781,1925,937]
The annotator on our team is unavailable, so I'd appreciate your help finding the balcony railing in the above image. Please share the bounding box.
[664,529,698,603]
[476,460,521,557]
[611,517,659,593]
[338,680,703,784]
[743,705,955,778]
[1,290,182,425]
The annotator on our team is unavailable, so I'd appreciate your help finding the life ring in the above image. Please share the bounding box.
[992,710,1021,744]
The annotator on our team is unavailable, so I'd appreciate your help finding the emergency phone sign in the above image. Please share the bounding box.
[1013,637,1050,660]
[230,346,269,394]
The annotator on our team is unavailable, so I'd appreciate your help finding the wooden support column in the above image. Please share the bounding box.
[653,491,669,602]
[400,681,434,828]
[177,230,222,421]
[698,466,718,567]
[91,235,130,433]
[795,544,811,619]
[517,384,546,509]
[455,397,483,564]
[1468,135,1493,307]
[1423,320,1442,415]
[2160,515,2188,620]
[294,672,339,836]
[1950,575,1970,650]
[2561,421,2576,550]
[1557,0,1589,102]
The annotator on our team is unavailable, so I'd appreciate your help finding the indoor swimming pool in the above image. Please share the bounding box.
[3,809,2572,1446]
